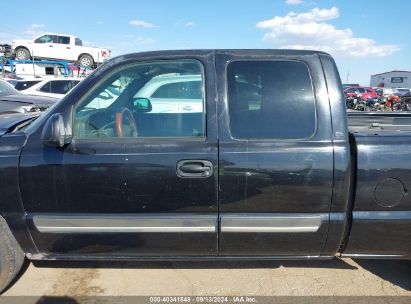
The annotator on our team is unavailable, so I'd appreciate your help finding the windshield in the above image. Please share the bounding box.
[0,80,19,96]
[356,88,366,93]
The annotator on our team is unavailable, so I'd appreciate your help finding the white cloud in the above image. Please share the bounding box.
[24,30,43,37]
[108,34,157,56]
[30,23,45,29]
[256,7,399,57]
[129,19,158,28]
[0,31,16,42]
[136,36,155,45]
[0,29,43,43]
[174,20,196,27]
[83,40,94,46]
[286,0,304,5]
[22,24,46,38]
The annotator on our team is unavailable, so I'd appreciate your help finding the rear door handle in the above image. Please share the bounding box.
[177,160,213,178]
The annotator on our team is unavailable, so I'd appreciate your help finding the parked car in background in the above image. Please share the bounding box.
[0,44,12,58]
[4,79,18,87]
[391,90,411,111]
[373,87,394,99]
[0,113,39,136]
[342,83,359,89]
[14,79,43,91]
[87,74,203,113]
[344,87,359,98]
[0,79,17,90]
[136,74,203,113]
[12,33,111,67]
[0,79,58,114]
[401,91,411,102]
[393,87,411,96]
[364,87,378,99]
[17,78,81,98]
[344,86,378,101]
[375,87,383,97]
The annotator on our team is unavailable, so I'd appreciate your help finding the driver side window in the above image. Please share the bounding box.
[73,59,206,139]
[34,35,55,43]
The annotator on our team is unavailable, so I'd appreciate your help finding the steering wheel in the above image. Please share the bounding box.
[115,107,138,137]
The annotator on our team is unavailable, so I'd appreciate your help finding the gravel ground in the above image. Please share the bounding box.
[2,258,411,298]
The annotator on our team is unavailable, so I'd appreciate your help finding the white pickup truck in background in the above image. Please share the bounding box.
[11,33,110,67]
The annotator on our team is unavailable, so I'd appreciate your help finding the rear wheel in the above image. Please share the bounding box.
[15,48,30,60]
[0,215,25,293]
[78,54,94,67]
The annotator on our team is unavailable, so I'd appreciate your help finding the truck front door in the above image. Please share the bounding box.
[216,51,334,257]
[32,34,57,59]
[19,53,218,257]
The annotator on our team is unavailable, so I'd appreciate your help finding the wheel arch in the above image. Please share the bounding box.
[77,53,94,61]
[14,46,31,56]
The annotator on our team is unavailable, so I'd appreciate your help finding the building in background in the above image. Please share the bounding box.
[370,70,411,88]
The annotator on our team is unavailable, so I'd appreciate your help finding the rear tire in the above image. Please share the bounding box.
[0,215,25,293]
[78,54,94,67]
[15,48,30,60]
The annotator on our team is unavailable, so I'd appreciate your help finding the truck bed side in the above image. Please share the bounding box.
[342,113,411,258]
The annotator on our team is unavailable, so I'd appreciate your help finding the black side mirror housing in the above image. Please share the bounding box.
[133,97,152,112]
[41,113,71,147]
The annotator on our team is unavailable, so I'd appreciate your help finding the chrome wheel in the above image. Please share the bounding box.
[16,48,29,60]
[79,55,93,67]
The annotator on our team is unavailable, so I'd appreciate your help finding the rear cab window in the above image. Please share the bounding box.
[75,38,83,46]
[57,36,70,45]
[227,60,316,140]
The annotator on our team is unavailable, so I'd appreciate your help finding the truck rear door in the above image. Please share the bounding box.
[53,35,74,61]
[215,51,334,257]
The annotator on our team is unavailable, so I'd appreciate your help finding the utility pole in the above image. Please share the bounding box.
[32,49,36,78]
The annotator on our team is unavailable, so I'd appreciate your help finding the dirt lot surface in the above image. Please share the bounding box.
[3,258,411,298]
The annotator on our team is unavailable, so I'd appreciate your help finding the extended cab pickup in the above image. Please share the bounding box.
[12,33,110,67]
[0,50,410,292]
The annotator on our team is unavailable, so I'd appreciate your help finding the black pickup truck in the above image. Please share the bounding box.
[0,49,410,292]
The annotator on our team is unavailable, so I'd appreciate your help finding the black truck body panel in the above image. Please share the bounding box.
[0,134,37,253]
[19,51,220,257]
[215,51,334,256]
[343,132,411,258]
[0,49,409,260]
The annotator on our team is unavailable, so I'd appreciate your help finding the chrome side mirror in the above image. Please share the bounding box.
[41,113,71,147]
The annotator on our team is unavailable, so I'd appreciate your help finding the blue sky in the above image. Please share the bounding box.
[1,0,410,85]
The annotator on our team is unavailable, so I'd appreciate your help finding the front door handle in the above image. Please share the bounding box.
[177,160,213,178]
